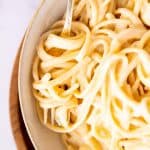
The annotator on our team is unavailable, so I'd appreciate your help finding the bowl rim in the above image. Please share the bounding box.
[18,1,67,149]
[18,1,46,149]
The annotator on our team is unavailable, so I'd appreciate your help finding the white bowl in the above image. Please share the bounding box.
[18,0,67,149]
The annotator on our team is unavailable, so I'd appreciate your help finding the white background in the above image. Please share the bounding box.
[0,0,39,149]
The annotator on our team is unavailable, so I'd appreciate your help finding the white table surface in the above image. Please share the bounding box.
[0,0,39,149]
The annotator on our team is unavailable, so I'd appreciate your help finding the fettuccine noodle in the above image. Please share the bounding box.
[32,0,150,149]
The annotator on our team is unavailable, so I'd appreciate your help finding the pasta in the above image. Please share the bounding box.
[32,0,150,149]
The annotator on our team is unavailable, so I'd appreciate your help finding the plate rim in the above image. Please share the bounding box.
[18,1,45,149]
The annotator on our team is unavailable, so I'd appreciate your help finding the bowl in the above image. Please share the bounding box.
[18,0,67,149]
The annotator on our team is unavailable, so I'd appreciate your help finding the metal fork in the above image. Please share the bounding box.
[62,0,74,35]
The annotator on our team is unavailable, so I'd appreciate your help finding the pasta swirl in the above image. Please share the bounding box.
[32,0,150,149]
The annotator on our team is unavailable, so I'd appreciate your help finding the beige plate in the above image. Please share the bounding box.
[18,0,67,149]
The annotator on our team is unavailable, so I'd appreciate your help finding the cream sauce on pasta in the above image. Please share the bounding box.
[32,0,150,149]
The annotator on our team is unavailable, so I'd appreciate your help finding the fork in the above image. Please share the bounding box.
[62,0,74,35]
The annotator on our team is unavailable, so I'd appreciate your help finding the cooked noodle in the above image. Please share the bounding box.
[32,0,150,149]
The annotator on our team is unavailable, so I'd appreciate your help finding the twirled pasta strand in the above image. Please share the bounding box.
[32,0,150,149]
